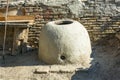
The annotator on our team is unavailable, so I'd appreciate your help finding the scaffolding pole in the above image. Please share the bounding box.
[2,0,9,64]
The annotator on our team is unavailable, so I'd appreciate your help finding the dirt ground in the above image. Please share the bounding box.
[0,36,120,80]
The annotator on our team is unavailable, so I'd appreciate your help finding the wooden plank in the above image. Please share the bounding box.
[0,16,34,23]
[0,20,34,22]
[0,15,34,21]
[7,16,34,20]
[0,16,5,21]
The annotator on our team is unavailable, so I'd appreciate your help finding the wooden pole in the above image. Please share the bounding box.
[12,27,17,55]
[2,0,9,64]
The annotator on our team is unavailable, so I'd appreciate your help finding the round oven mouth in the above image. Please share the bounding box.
[55,20,73,25]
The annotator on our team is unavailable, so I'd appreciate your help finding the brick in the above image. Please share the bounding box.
[23,5,119,46]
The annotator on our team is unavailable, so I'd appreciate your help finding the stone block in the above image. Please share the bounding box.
[34,66,50,74]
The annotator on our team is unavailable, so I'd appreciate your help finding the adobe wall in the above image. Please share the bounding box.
[0,0,120,47]
[23,0,120,47]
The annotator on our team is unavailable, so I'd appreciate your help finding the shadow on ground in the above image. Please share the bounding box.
[71,36,120,80]
[0,49,46,67]
[71,48,102,80]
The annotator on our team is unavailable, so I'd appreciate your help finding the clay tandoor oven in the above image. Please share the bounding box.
[39,19,92,66]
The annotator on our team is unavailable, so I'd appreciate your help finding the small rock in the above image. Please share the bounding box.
[34,66,49,74]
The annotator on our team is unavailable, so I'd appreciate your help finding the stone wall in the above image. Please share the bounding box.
[23,0,120,47]
[0,0,120,47]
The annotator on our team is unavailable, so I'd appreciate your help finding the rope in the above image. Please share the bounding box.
[2,0,9,64]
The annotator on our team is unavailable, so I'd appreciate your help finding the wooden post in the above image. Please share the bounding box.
[12,27,17,55]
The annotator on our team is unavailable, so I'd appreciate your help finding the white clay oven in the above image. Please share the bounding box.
[39,19,92,66]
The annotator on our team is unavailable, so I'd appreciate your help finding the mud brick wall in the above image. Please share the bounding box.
[25,6,73,47]
[24,0,120,47]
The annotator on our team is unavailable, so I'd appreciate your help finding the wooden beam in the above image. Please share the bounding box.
[0,15,34,20]
[0,16,5,21]
[12,27,17,55]
[7,16,34,20]
[0,15,34,23]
